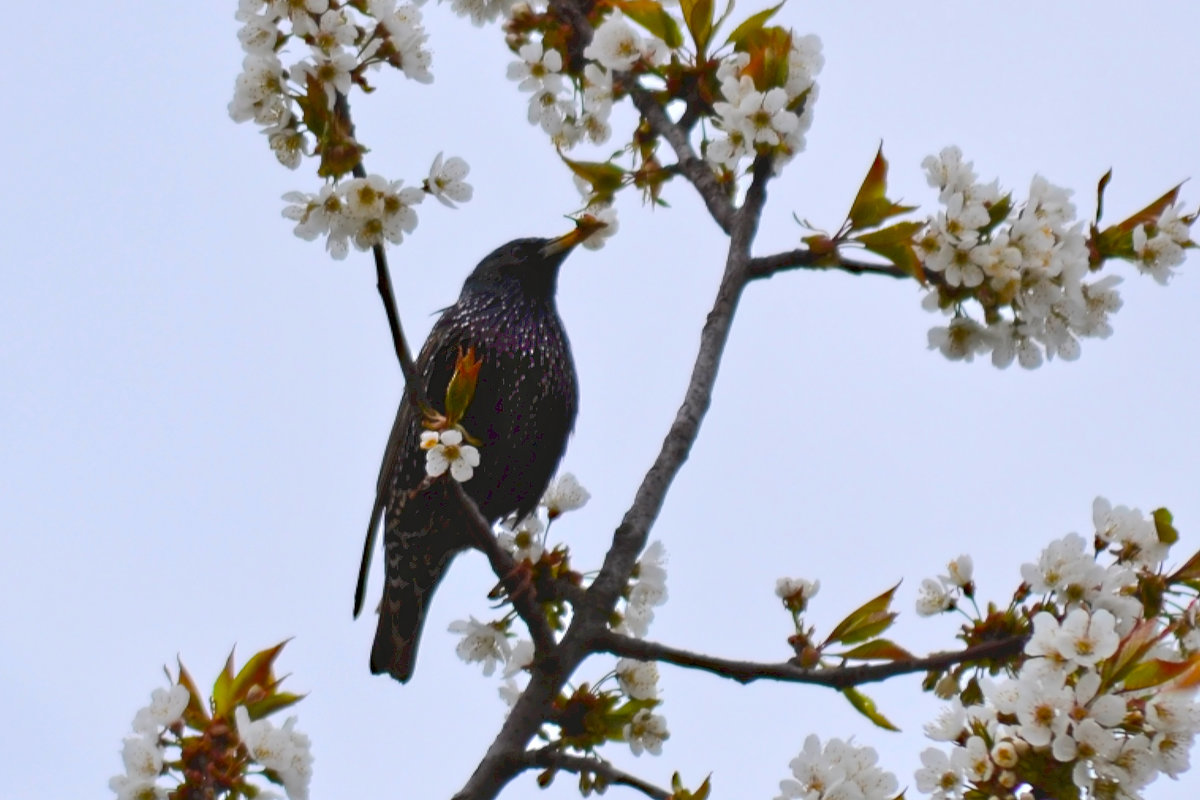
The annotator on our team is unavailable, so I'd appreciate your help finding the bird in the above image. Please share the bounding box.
[355,232,583,683]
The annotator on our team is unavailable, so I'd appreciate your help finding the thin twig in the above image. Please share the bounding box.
[748,248,911,280]
[598,630,1028,688]
[523,747,672,800]
[337,93,428,409]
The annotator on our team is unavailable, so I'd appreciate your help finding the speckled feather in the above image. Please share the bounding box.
[360,237,579,683]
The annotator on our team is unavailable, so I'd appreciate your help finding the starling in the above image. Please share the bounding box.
[355,233,582,683]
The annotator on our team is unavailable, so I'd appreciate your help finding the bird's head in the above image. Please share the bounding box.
[461,231,586,301]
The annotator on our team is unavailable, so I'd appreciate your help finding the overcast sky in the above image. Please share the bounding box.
[4,2,1200,799]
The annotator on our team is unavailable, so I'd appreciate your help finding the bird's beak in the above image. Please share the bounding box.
[541,216,607,257]
[540,229,585,258]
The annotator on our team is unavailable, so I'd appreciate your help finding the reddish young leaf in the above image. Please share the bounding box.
[846,147,918,232]
[1123,657,1196,692]
[445,346,483,427]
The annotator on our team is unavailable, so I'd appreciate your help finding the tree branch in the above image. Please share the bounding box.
[522,747,672,800]
[748,248,911,281]
[598,630,1028,688]
[453,167,763,800]
[455,8,775,800]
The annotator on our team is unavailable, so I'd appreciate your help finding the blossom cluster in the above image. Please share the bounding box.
[450,474,594,679]
[449,524,671,758]
[776,735,900,800]
[506,35,617,149]
[919,147,1195,368]
[230,0,433,168]
[915,498,1200,800]
[281,157,471,258]
[494,471,592,564]
[707,34,824,176]
[109,686,190,800]
[110,681,314,800]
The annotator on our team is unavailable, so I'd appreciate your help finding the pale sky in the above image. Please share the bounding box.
[3,2,1200,799]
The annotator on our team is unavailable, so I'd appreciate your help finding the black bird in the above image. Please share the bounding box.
[355,233,582,683]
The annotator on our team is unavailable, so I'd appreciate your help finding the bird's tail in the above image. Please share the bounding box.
[370,525,461,683]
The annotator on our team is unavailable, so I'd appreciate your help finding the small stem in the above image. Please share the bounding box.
[598,630,1027,687]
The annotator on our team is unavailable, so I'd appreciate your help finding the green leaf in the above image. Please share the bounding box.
[1152,507,1179,545]
[824,583,900,646]
[229,641,290,711]
[841,686,900,731]
[244,690,307,720]
[611,0,684,49]
[559,154,626,206]
[723,1,784,47]
[846,146,918,231]
[854,221,927,283]
[212,648,236,717]
[680,0,714,55]
[835,639,915,662]
[671,773,712,800]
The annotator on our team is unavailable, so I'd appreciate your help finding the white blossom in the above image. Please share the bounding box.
[131,685,190,734]
[422,428,480,481]
[941,555,974,589]
[615,659,659,700]
[234,706,314,800]
[583,16,645,71]
[780,735,898,800]
[498,513,544,562]
[506,41,564,94]
[916,577,954,616]
[425,153,473,208]
[618,541,668,637]
[624,708,669,756]
[448,616,511,676]
[503,639,535,678]
[541,472,590,517]
[1056,608,1119,668]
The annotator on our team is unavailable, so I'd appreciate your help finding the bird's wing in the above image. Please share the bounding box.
[352,317,471,618]
[353,398,409,618]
